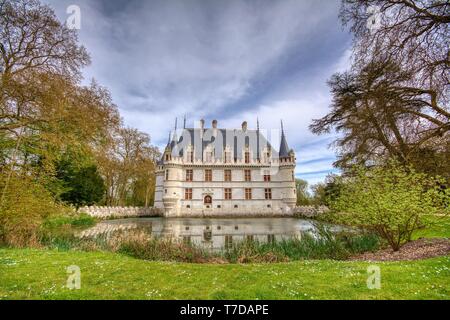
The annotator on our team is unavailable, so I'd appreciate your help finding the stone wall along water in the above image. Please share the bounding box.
[78,206,163,219]
[78,206,328,219]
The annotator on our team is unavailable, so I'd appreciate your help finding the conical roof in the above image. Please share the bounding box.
[279,121,290,158]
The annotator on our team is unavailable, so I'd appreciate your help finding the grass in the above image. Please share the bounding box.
[220,232,379,263]
[413,214,450,239]
[0,248,448,300]
[0,214,448,300]
[42,213,96,229]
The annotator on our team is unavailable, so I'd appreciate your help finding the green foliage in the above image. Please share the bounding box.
[0,173,64,247]
[331,163,449,251]
[56,157,105,208]
[118,237,212,263]
[311,174,343,206]
[42,213,96,229]
[295,179,311,205]
[117,231,379,263]
[413,215,450,240]
[222,231,379,263]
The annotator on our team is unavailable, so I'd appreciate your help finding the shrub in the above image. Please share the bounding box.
[0,173,64,247]
[331,163,449,251]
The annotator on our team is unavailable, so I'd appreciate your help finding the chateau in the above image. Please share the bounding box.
[154,119,296,217]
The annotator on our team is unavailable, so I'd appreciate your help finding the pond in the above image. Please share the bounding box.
[78,217,342,251]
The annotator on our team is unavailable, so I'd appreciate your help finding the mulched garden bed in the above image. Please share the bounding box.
[350,238,450,261]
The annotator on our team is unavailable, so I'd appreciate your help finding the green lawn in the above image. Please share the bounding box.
[0,248,448,300]
[1,215,448,300]
[413,215,450,239]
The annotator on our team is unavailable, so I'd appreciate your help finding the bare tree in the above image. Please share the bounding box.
[311,59,449,177]
[97,127,161,206]
[341,0,449,98]
[311,0,449,178]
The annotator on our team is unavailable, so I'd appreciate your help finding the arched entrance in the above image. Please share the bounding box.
[204,195,212,205]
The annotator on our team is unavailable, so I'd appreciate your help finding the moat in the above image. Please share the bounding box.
[78,217,340,250]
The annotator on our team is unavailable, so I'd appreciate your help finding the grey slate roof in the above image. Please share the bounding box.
[279,130,291,158]
[161,127,286,162]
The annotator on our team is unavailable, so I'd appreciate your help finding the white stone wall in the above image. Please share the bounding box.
[78,205,328,219]
[79,206,163,219]
[292,206,329,218]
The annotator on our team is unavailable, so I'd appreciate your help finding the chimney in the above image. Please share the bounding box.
[212,119,218,129]
[241,121,248,131]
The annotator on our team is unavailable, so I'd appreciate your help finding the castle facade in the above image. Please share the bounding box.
[154,119,296,217]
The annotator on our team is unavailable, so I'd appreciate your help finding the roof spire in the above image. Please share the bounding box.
[174,117,178,131]
[183,115,186,129]
[256,117,260,161]
[279,119,290,158]
[165,130,171,149]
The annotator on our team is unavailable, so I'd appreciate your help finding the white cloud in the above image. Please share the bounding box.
[43,0,351,185]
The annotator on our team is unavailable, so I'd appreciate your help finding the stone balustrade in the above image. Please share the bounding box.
[78,205,328,219]
[78,206,163,219]
[291,206,330,218]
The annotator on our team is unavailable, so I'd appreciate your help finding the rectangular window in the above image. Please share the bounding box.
[264,174,271,182]
[165,169,169,180]
[186,169,193,182]
[205,169,212,182]
[244,169,251,182]
[185,188,192,200]
[187,151,193,163]
[264,188,272,200]
[245,188,252,200]
[224,188,232,200]
[224,169,232,182]
[245,152,250,163]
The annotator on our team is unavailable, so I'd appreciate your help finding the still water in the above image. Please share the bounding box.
[78,217,339,251]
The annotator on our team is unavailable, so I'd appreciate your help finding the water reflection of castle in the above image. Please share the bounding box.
[78,218,318,250]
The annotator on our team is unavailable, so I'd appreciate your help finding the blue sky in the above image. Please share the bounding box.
[45,0,352,186]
